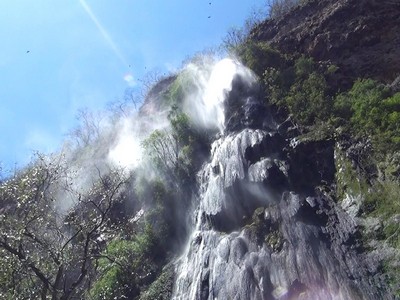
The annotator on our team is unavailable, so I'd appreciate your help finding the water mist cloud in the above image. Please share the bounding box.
[108,117,142,169]
[183,58,257,133]
[107,108,170,171]
[107,57,257,172]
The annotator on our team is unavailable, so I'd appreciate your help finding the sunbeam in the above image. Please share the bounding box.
[79,0,129,67]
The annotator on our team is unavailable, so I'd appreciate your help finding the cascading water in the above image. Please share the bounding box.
[172,59,384,300]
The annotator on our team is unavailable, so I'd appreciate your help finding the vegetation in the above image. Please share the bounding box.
[0,154,129,300]
[140,265,175,300]
[334,79,400,153]
[89,225,161,300]
[235,41,286,78]
[267,0,305,19]
[142,111,195,184]
[1,0,399,298]
[229,11,399,295]
[142,74,211,186]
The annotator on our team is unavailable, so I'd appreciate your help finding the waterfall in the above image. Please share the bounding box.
[171,59,378,300]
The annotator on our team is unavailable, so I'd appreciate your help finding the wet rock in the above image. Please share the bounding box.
[245,133,285,164]
[200,270,210,300]
[286,138,335,193]
[224,75,276,133]
[230,237,248,265]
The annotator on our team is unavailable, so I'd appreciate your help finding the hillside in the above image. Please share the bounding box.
[252,0,400,87]
[0,0,399,299]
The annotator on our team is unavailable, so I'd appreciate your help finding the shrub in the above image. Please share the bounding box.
[142,112,195,183]
[334,79,400,153]
[363,180,400,219]
[236,41,285,77]
[89,225,160,300]
[140,265,175,300]
[286,72,331,124]
[165,72,197,107]
[263,56,331,125]
[263,66,295,105]
[267,0,304,19]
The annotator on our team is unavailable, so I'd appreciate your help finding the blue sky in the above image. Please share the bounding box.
[0,0,265,172]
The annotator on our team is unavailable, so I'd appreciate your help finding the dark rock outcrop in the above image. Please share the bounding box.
[251,0,400,88]
[286,138,336,193]
[139,75,177,115]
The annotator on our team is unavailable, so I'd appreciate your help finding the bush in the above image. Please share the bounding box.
[236,41,285,77]
[140,265,175,300]
[334,79,400,152]
[89,225,160,300]
[363,180,400,219]
[267,0,304,19]
[286,72,331,124]
[141,112,195,183]
[165,72,197,107]
[263,56,331,125]
[263,66,295,105]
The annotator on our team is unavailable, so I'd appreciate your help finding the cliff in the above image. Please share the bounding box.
[0,1,399,299]
[251,0,400,88]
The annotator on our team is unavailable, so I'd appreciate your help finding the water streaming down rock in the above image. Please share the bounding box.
[172,59,387,299]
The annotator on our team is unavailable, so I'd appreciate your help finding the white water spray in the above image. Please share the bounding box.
[182,58,257,132]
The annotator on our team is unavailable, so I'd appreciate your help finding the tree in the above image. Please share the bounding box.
[89,225,160,300]
[67,108,103,148]
[286,72,331,125]
[222,6,266,52]
[0,154,128,300]
[266,0,303,19]
[141,111,194,183]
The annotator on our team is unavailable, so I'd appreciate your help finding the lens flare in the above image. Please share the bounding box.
[79,0,128,67]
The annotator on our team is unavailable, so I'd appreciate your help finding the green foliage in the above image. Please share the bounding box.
[169,109,192,146]
[363,180,400,219]
[243,50,330,128]
[348,79,390,132]
[294,56,314,78]
[142,108,199,184]
[0,250,35,300]
[263,56,331,125]
[326,64,339,74]
[165,71,197,107]
[286,72,331,124]
[236,41,285,77]
[140,180,173,248]
[383,221,400,248]
[335,147,400,295]
[335,148,368,200]
[263,66,295,105]
[382,259,400,298]
[363,180,400,296]
[0,154,129,299]
[334,79,400,153]
[140,265,175,300]
[90,225,160,300]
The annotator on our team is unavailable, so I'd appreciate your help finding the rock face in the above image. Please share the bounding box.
[251,0,400,87]
[139,75,177,115]
[172,61,392,299]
